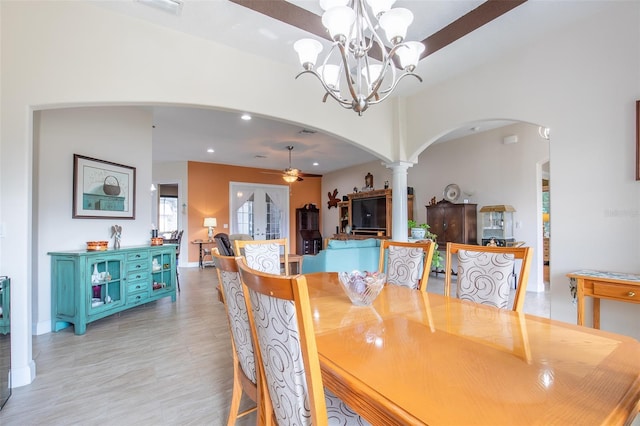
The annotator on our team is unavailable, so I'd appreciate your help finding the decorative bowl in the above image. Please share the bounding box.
[337,270,386,306]
[86,241,108,251]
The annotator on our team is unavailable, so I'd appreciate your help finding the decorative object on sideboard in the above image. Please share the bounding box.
[293,1,423,115]
[429,197,437,206]
[72,154,136,219]
[327,188,339,209]
[111,224,122,249]
[86,241,108,251]
[443,183,461,202]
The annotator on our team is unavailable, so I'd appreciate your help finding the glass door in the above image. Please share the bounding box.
[230,183,289,240]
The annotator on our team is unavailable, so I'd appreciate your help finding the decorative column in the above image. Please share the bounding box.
[386,161,414,242]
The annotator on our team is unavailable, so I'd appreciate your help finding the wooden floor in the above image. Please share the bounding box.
[0,266,257,425]
[0,267,551,425]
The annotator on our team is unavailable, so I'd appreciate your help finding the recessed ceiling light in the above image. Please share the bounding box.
[241,113,252,121]
[207,148,214,153]
[471,126,480,132]
[313,162,319,166]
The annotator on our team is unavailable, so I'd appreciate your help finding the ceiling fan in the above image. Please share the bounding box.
[265,145,322,182]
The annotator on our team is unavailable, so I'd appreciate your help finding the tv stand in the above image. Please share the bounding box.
[337,189,413,239]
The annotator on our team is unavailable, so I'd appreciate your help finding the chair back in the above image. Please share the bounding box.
[234,238,289,275]
[213,253,257,385]
[378,240,435,291]
[236,257,326,425]
[214,232,234,256]
[444,243,533,312]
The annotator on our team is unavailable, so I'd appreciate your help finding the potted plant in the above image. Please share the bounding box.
[407,220,444,272]
[408,219,429,239]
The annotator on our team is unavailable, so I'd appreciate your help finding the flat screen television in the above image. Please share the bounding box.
[351,196,386,231]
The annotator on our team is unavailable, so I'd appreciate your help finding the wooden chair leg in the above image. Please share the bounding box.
[226,364,243,426]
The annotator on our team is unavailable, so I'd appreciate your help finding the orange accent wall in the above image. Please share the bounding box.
[187,161,322,263]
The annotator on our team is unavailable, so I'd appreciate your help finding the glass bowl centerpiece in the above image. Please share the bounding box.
[338,270,386,306]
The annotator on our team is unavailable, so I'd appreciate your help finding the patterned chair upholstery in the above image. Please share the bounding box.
[378,240,435,291]
[234,238,288,275]
[444,243,533,312]
[213,253,258,425]
[237,258,370,426]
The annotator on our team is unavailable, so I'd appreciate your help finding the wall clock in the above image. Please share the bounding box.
[443,183,461,202]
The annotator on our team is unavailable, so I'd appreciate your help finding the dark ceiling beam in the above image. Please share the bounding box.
[229,0,528,62]
[421,0,528,58]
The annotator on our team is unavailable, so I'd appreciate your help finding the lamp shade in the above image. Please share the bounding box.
[322,6,355,41]
[294,38,323,69]
[203,217,217,228]
[317,64,341,91]
[396,41,425,71]
[365,0,396,17]
[379,7,413,44]
[283,175,298,183]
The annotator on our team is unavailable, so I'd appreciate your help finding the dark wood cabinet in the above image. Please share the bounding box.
[426,201,477,246]
[296,205,322,255]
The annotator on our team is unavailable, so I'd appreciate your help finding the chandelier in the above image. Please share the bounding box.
[294,0,424,116]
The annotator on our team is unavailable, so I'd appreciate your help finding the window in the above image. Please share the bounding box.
[159,196,178,234]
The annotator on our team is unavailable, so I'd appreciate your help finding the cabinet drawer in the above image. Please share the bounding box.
[128,281,149,294]
[127,251,149,262]
[593,283,640,302]
[127,291,149,306]
[127,261,149,273]
[127,270,148,282]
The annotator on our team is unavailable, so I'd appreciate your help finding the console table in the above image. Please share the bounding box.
[49,245,177,335]
[567,270,640,328]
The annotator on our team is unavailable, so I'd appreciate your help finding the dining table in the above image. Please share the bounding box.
[304,272,640,425]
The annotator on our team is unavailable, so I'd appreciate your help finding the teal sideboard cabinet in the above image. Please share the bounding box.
[49,245,177,335]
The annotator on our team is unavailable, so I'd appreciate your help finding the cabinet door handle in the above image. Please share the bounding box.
[628,291,636,297]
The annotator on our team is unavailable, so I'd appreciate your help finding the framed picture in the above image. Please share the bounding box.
[636,100,640,180]
[73,154,136,219]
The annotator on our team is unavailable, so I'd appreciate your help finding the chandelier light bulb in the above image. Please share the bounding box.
[322,6,356,42]
[396,41,425,71]
[362,64,383,87]
[365,0,396,17]
[294,38,323,69]
[379,7,413,44]
[318,64,341,91]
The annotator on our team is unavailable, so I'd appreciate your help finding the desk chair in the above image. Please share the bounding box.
[213,253,258,425]
[234,238,289,275]
[444,243,533,312]
[378,240,435,291]
[214,233,234,256]
[236,257,368,426]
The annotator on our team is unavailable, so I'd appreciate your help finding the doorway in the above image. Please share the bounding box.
[229,182,289,240]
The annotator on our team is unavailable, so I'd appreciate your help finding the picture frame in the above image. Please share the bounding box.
[73,154,136,219]
[636,100,640,180]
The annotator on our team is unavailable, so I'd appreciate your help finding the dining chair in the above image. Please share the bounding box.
[378,240,435,291]
[212,252,258,425]
[236,257,369,426]
[163,230,183,291]
[234,238,289,275]
[444,243,533,312]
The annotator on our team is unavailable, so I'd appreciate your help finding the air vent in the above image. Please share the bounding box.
[255,155,267,159]
[299,129,317,135]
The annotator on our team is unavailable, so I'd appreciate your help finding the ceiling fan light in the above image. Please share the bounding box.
[283,175,298,183]
[365,0,396,18]
[322,6,356,42]
[317,64,341,91]
[396,41,425,71]
[379,8,413,45]
[294,38,323,70]
[319,0,349,11]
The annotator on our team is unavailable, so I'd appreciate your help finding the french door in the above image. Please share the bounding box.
[229,182,289,240]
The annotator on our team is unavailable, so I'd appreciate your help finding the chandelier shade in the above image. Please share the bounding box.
[294,0,423,115]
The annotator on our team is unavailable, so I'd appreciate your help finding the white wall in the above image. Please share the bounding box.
[405,2,640,337]
[35,107,153,334]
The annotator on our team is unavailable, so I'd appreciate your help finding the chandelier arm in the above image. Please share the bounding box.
[337,43,361,104]
[295,69,354,108]
[368,72,423,106]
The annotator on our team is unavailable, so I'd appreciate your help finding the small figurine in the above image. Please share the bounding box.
[327,188,339,209]
[429,197,437,206]
[111,224,122,249]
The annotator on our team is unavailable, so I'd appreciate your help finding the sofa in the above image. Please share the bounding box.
[301,238,381,274]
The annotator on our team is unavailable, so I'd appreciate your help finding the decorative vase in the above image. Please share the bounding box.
[91,264,100,283]
[411,228,426,239]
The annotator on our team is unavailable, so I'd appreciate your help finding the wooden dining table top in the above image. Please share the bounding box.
[304,272,640,426]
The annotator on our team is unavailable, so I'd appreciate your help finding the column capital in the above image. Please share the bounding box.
[384,161,415,172]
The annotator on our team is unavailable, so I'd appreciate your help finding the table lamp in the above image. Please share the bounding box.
[203,217,217,240]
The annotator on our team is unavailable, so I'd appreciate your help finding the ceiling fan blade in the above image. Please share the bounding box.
[298,172,323,178]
